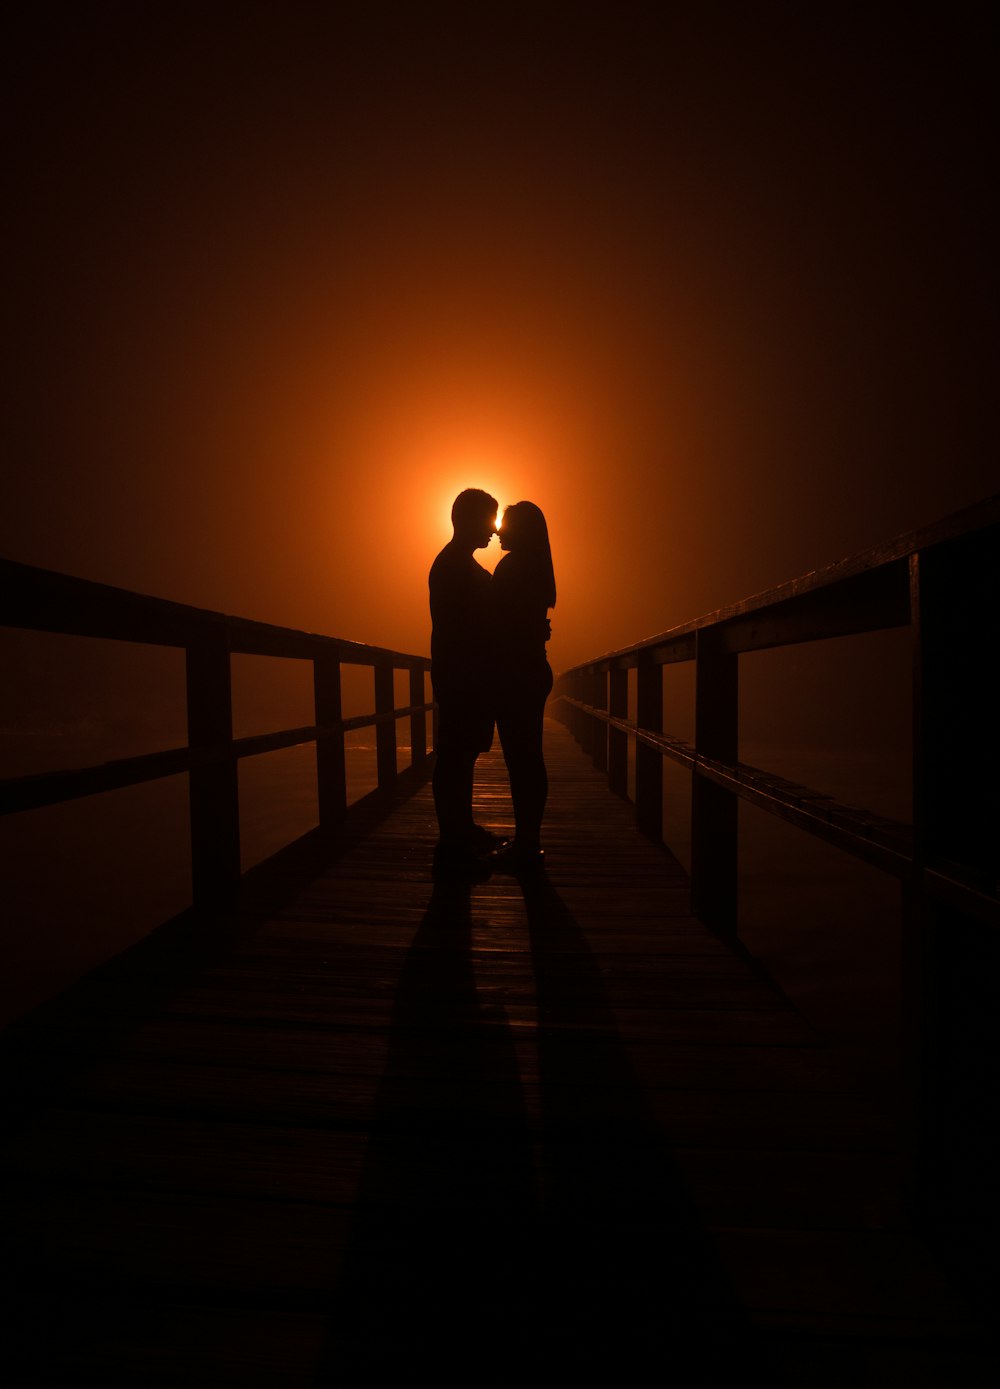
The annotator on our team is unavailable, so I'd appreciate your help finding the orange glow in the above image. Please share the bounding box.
[5,5,991,700]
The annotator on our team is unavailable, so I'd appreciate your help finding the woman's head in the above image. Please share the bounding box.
[499,501,556,608]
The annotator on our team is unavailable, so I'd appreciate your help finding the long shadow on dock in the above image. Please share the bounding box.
[319,870,758,1386]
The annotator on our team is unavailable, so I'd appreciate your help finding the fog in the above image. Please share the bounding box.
[3,4,995,676]
[2,3,995,1032]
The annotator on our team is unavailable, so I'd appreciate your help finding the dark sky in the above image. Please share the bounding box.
[3,1,996,671]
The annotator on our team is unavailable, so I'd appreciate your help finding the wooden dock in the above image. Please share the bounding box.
[0,721,986,1387]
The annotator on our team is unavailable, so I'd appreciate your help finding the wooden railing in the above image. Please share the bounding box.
[0,560,434,910]
[552,492,999,1228]
[552,492,1000,937]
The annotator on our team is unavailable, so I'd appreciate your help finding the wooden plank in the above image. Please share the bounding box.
[4,1292,326,1389]
[63,1056,891,1157]
[716,1226,972,1329]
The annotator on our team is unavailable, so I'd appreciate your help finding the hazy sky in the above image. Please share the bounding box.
[3,2,995,672]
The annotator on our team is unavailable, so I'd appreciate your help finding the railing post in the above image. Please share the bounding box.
[591,666,608,772]
[691,629,738,936]
[635,657,663,843]
[576,670,590,746]
[374,659,397,790]
[409,666,428,765]
[608,667,628,798]
[314,648,347,829]
[905,550,933,1218]
[566,671,580,743]
[909,534,1000,1243]
[186,628,241,911]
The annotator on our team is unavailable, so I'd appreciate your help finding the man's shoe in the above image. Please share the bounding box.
[433,840,493,881]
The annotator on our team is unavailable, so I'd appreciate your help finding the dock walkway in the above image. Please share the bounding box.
[0,722,984,1386]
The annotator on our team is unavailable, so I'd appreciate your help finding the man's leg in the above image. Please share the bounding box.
[432,745,477,847]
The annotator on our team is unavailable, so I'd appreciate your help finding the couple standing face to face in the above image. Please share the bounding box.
[429,489,556,869]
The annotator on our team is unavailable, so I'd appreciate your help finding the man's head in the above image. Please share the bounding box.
[451,488,499,551]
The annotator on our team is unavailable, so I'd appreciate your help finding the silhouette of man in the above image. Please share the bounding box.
[429,488,500,870]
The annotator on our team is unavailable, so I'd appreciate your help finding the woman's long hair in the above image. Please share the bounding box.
[500,501,556,609]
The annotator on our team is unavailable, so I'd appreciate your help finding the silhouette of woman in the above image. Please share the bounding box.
[490,501,556,871]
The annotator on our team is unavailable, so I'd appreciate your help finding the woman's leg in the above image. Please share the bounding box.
[503,725,546,849]
[497,667,552,850]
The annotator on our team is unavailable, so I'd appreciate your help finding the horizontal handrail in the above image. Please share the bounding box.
[555,696,913,874]
[553,491,1000,934]
[0,557,427,667]
[1,558,435,909]
[0,705,439,818]
[561,491,1000,673]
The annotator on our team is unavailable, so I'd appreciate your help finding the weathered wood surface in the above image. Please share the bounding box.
[0,722,989,1386]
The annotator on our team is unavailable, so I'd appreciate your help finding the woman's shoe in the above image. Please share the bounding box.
[469,824,511,852]
[488,842,545,875]
[433,840,492,881]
